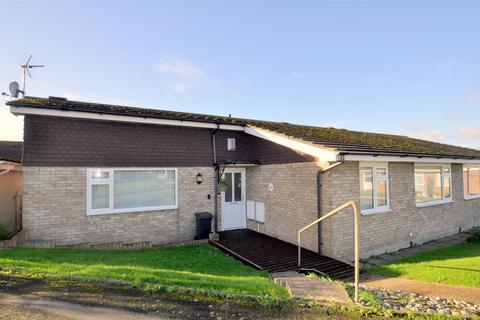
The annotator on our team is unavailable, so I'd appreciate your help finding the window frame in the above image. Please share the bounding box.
[463,164,480,200]
[87,168,178,216]
[359,162,391,215]
[414,163,453,207]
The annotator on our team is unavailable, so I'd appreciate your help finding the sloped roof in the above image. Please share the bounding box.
[0,141,23,163]
[8,96,480,159]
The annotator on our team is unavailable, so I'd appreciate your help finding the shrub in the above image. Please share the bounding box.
[0,222,10,240]
[467,232,480,243]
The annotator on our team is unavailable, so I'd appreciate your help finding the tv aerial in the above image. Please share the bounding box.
[2,55,45,98]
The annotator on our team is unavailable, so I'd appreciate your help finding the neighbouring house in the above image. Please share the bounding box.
[7,96,480,261]
[0,141,23,233]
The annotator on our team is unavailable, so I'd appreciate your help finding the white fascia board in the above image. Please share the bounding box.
[10,106,245,131]
[244,126,338,162]
[343,154,480,164]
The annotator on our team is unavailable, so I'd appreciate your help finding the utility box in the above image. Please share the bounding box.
[194,212,213,240]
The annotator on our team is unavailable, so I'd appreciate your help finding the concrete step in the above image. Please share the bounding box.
[271,272,353,305]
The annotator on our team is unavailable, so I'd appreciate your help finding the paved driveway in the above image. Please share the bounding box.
[0,293,171,320]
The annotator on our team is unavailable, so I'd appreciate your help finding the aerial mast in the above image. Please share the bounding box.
[2,55,45,98]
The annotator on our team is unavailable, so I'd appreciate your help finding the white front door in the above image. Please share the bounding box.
[221,168,246,230]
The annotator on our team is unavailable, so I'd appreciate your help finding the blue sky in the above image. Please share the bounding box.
[1,0,479,148]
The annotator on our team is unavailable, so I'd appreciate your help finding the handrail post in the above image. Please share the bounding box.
[297,200,360,303]
[353,202,359,304]
[297,233,301,270]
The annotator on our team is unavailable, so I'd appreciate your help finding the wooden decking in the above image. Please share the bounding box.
[210,229,354,280]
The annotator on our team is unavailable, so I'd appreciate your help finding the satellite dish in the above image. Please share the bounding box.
[9,82,20,98]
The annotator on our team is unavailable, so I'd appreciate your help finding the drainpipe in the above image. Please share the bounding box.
[317,155,344,254]
[212,125,220,233]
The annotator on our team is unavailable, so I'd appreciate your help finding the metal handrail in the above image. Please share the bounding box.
[297,200,360,303]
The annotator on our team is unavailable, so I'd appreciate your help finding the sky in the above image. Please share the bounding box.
[0,0,479,148]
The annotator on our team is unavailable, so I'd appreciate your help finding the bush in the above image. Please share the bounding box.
[467,232,480,243]
[0,222,10,240]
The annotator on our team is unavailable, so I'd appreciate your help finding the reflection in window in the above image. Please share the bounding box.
[234,172,242,202]
[414,165,451,204]
[224,173,233,202]
[464,166,480,197]
[360,167,374,211]
[359,164,389,213]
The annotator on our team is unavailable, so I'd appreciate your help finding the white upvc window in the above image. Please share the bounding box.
[414,164,452,207]
[463,164,480,200]
[87,168,178,215]
[359,162,390,214]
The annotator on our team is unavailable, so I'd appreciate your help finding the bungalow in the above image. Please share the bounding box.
[7,96,480,261]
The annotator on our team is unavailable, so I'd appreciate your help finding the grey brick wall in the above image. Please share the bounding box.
[320,161,480,260]
[245,162,321,252]
[22,166,215,245]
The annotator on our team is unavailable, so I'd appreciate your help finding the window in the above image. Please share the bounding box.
[414,164,452,206]
[227,138,236,151]
[87,168,177,215]
[223,171,242,202]
[464,165,480,199]
[359,163,390,213]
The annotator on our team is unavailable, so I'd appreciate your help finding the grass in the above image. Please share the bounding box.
[369,236,480,288]
[0,245,288,298]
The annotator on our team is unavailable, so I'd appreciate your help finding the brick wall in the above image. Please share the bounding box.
[22,166,215,245]
[245,162,321,252]
[320,161,480,261]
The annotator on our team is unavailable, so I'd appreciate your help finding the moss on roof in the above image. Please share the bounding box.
[8,96,480,159]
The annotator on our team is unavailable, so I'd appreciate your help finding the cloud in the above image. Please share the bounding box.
[404,122,450,142]
[154,58,207,94]
[0,107,23,141]
[465,90,480,102]
[290,71,303,79]
[449,113,467,121]
[458,125,480,141]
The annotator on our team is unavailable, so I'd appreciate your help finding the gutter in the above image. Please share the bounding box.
[317,155,345,254]
[339,150,480,161]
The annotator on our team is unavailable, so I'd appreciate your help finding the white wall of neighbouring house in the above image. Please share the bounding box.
[0,171,22,231]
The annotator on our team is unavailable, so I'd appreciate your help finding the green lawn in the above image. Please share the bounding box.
[0,245,288,297]
[369,241,480,288]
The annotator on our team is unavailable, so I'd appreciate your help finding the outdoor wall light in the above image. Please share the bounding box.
[196,173,203,185]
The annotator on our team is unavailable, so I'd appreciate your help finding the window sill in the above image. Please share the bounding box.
[416,199,454,208]
[361,208,392,215]
[87,205,178,216]
[465,195,480,201]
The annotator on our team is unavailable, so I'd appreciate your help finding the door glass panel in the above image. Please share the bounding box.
[360,167,374,210]
[224,173,232,202]
[234,172,242,202]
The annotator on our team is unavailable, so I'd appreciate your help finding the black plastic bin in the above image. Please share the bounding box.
[194,212,213,240]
